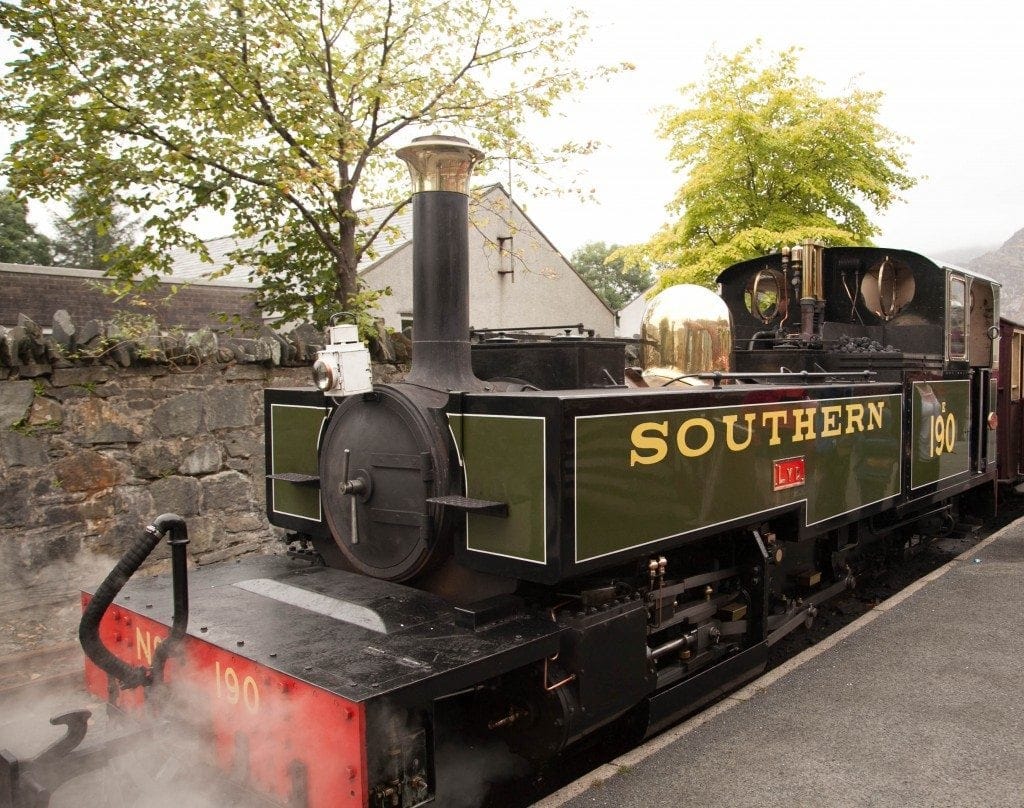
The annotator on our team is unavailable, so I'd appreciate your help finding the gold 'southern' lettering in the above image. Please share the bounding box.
[630,421,669,466]
[820,405,843,438]
[761,410,787,446]
[845,403,865,434]
[626,397,891,467]
[723,413,756,451]
[791,407,818,442]
[867,401,885,430]
[677,417,715,458]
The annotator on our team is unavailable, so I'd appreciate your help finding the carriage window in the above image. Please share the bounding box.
[1013,332,1022,403]
[947,276,967,359]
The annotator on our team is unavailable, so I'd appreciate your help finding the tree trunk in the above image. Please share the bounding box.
[335,189,358,312]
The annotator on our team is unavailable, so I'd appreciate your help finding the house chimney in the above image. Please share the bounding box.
[395,135,485,391]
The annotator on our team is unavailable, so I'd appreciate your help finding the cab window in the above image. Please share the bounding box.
[947,275,967,360]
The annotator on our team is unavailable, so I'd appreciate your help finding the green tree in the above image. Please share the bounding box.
[0,0,623,327]
[572,241,653,310]
[627,44,916,289]
[52,191,139,270]
[0,190,52,265]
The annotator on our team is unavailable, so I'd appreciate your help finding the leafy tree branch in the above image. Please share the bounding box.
[622,43,916,290]
[0,0,627,327]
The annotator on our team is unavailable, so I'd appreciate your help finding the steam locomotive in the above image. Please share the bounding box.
[2,136,1005,808]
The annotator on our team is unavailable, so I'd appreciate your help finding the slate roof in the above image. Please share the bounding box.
[167,199,421,284]
[166,233,262,284]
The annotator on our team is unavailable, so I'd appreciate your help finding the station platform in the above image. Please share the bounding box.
[539,516,1024,808]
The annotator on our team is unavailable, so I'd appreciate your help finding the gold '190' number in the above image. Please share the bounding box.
[928,412,956,457]
[214,660,260,714]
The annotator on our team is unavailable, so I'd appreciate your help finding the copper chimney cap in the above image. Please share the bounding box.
[396,135,485,195]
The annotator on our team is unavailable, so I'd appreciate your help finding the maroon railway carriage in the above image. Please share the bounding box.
[997,317,1024,482]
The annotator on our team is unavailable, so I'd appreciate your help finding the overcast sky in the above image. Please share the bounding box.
[4,0,1021,260]
[484,0,1023,259]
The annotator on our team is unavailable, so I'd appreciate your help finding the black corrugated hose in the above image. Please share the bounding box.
[78,514,190,690]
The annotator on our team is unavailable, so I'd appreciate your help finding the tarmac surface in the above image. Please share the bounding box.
[538,515,1024,808]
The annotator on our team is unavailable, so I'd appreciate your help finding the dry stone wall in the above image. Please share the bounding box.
[0,310,408,654]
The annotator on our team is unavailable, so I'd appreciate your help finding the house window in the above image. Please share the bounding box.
[498,236,514,277]
[400,314,413,335]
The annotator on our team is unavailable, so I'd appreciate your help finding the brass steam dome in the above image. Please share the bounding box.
[640,284,732,386]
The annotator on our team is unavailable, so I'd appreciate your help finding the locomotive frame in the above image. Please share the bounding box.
[1,135,1008,808]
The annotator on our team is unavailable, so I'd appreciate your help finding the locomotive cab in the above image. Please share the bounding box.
[718,245,998,376]
[718,243,1000,476]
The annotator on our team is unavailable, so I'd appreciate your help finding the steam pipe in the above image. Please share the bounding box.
[471,324,592,336]
[799,241,824,343]
[79,514,190,690]
[151,521,190,684]
[778,246,791,330]
[748,330,777,350]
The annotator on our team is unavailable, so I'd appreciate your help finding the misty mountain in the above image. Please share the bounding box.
[931,244,999,266]
[968,228,1024,323]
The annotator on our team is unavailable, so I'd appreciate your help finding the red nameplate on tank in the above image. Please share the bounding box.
[773,457,806,491]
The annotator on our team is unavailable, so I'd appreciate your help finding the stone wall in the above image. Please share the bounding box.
[0,311,408,654]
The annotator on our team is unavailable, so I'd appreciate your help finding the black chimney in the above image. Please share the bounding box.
[395,135,485,391]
